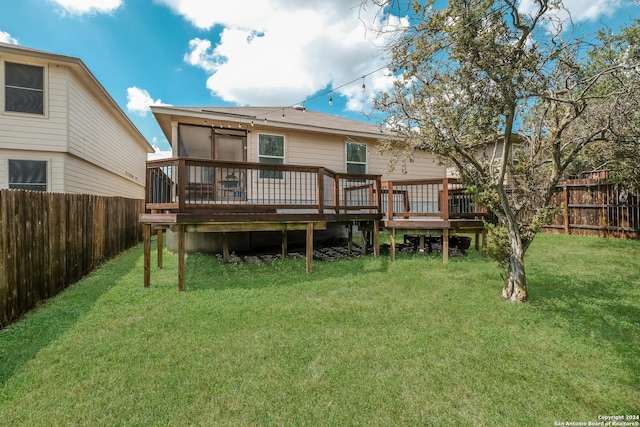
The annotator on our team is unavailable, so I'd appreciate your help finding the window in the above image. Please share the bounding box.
[9,160,47,191]
[5,62,44,115]
[346,142,367,174]
[258,134,284,179]
[178,124,212,158]
[512,144,523,165]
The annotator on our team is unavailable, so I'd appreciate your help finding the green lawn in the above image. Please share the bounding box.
[0,234,638,426]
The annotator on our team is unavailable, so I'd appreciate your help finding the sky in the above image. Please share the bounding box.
[1,0,638,158]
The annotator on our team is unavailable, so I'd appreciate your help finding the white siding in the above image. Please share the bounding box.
[64,154,144,198]
[0,150,65,192]
[247,124,445,180]
[0,59,68,152]
[370,148,446,180]
[287,131,345,171]
[67,74,147,192]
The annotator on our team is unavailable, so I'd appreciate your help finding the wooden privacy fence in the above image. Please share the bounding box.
[544,178,639,239]
[0,190,144,327]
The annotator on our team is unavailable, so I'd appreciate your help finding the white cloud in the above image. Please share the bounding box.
[157,0,407,112]
[0,31,18,45]
[48,0,122,15]
[148,141,173,160]
[126,87,171,116]
[520,0,624,26]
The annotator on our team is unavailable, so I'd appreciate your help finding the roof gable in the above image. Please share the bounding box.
[0,42,153,153]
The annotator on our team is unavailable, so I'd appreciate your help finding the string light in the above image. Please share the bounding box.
[200,63,393,127]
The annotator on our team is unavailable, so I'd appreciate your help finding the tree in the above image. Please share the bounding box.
[365,1,640,302]
[566,21,640,190]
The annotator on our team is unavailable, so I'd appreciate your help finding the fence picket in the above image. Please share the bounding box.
[0,190,144,327]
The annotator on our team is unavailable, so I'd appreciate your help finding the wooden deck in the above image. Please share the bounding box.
[140,158,486,290]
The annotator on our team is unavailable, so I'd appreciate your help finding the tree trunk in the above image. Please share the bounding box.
[497,200,529,302]
[502,228,528,302]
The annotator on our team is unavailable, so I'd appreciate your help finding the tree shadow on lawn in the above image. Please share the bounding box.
[529,270,640,395]
[0,242,144,387]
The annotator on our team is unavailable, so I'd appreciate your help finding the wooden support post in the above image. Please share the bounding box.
[178,225,185,292]
[362,227,368,255]
[157,228,163,269]
[347,223,353,254]
[373,220,380,257]
[222,232,229,262]
[390,228,396,262]
[482,228,487,255]
[442,228,449,263]
[442,178,450,221]
[306,222,314,274]
[475,232,480,251]
[282,230,288,258]
[143,224,151,288]
[563,185,570,235]
[419,234,425,253]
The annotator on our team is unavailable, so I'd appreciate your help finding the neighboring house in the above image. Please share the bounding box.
[446,133,527,186]
[151,105,445,180]
[0,43,153,198]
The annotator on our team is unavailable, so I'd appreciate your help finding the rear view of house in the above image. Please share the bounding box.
[0,43,153,198]
[147,105,448,253]
[152,105,444,181]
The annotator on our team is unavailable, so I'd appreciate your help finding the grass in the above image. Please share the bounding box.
[0,233,638,426]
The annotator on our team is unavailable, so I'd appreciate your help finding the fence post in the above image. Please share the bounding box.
[563,185,570,235]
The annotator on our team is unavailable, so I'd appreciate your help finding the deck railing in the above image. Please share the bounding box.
[381,178,485,221]
[145,158,382,215]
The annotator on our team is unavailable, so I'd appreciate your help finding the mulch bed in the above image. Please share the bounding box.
[216,239,466,265]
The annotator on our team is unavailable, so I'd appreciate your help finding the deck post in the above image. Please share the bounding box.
[361,227,368,255]
[347,223,353,254]
[317,167,325,214]
[475,232,480,251]
[387,181,394,220]
[419,234,425,253]
[373,220,380,257]
[441,178,450,221]
[222,232,229,262]
[482,228,487,255]
[178,225,185,291]
[178,159,186,212]
[157,228,163,269]
[390,228,396,262]
[143,223,151,288]
[282,230,288,258]
[306,222,314,274]
[442,228,449,262]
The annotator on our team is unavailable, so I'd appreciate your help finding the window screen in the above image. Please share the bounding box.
[5,62,44,114]
[346,142,367,174]
[258,134,284,179]
[9,160,47,191]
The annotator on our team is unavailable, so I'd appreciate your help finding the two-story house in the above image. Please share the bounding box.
[0,43,153,198]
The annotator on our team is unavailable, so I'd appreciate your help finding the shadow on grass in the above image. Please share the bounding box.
[531,270,640,392]
[179,250,394,292]
[0,241,145,387]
